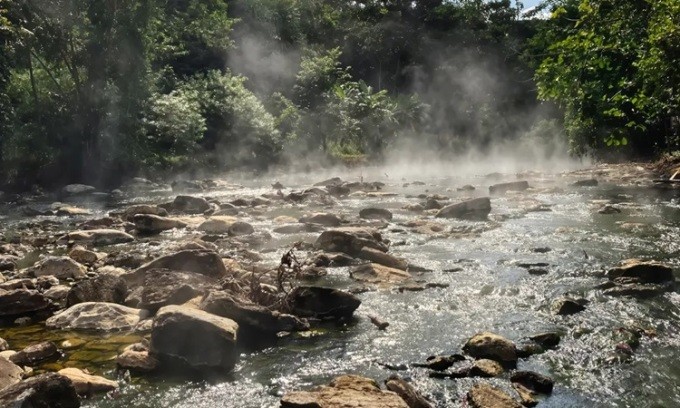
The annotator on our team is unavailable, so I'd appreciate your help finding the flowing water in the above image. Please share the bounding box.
[1,162,680,408]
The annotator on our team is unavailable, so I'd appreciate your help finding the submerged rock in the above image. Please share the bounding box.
[468,359,504,377]
[356,247,408,270]
[435,197,491,219]
[551,297,586,315]
[359,208,393,221]
[572,179,598,187]
[463,332,518,366]
[315,228,389,256]
[133,214,187,234]
[287,286,361,319]
[489,181,529,194]
[116,343,158,373]
[150,305,239,373]
[171,195,210,214]
[281,375,409,408]
[57,229,134,246]
[299,213,343,227]
[510,370,554,394]
[46,302,148,331]
[0,372,80,408]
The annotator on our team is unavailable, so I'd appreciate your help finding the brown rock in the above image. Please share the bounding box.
[281,375,409,408]
[467,383,522,408]
[350,263,412,285]
[57,368,118,395]
[463,332,517,366]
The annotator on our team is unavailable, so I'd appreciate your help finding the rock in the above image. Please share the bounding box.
[46,302,148,331]
[66,275,127,306]
[28,257,87,280]
[0,255,18,272]
[468,359,504,377]
[598,205,621,214]
[133,214,187,234]
[172,195,210,214]
[356,247,408,270]
[150,305,239,372]
[0,372,80,408]
[0,338,7,351]
[368,314,389,330]
[510,371,554,394]
[350,263,412,285]
[57,229,134,246]
[274,224,326,234]
[228,221,255,236]
[463,332,517,366]
[136,269,216,311]
[57,368,118,395]
[529,332,561,349]
[414,354,466,371]
[171,180,205,192]
[315,228,389,256]
[314,177,343,187]
[281,375,409,408]
[113,204,168,221]
[603,283,669,298]
[435,197,491,219]
[467,383,522,408]
[287,286,361,319]
[68,246,102,265]
[512,383,538,407]
[607,259,674,284]
[572,179,598,187]
[0,357,23,391]
[197,216,237,233]
[9,342,59,366]
[116,343,158,372]
[299,213,343,227]
[359,208,393,221]
[552,297,586,315]
[62,184,96,196]
[200,290,308,334]
[384,376,433,408]
[0,289,53,317]
[55,205,90,216]
[132,250,228,282]
[489,181,530,194]
[458,184,476,191]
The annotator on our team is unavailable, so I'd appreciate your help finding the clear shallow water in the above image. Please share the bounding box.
[2,163,680,408]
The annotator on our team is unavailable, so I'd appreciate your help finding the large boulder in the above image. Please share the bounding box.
[0,289,54,317]
[350,263,412,285]
[0,357,23,391]
[200,291,308,334]
[150,305,239,372]
[356,247,408,270]
[134,269,217,311]
[131,250,228,283]
[435,197,491,219]
[466,383,522,408]
[57,229,134,246]
[0,372,80,408]
[171,195,210,214]
[28,257,87,280]
[489,181,530,194]
[606,259,674,284]
[315,228,389,256]
[287,286,361,319]
[133,214,187,234]
[462,332,518,366]
[46,302,148,332]
[281,375,409,408]
[57,368,118,395]
[66,275,128,306]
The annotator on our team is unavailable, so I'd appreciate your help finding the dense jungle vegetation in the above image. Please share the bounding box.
[0,0,678,190]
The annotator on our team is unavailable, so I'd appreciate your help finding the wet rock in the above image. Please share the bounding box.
[0,357,23,391]
[136,269,216,312]
[133,214,186,234]
[572,179,598,187]
[552,297,586,315]
[0,289,53,317]
[384,376,434,408]
[288,286,361,319]
[55,205,91,217]
[62,184,96,196]
[467,383,522,408]
[116,342,158,372]
[57,229,134,246]
[598,205,621,214]
[314,177,343,187]
[171,180,205,192]
[308,252,360,267]
[435,197,491,219]
[468,359,504,377]
[512,383,538,407]
[603,283,669,298]
[0,337,7,351]
[463,332,518,366]
[281,375,409,408]
[529,332,561,349]
[489,181,529,194]
[458,184,476,191]
[228,221,255,236]
[0,372,80,408]
[197,216,236,234]
[132,250,228,282]
[66,275,127,306]
[113,204,168,221]
[414,354,466,371]
[28,256,87,280]
[350,263,412,285]
[368,314,389,330]
[327,184,351,197]
[9,342,59,366]
[510,371,554,394]
[607,259,674,284]
[274,224,326,234]
[357,247,408,270]
[57,368,118,395]
[422,198,443,210]
[359,208,393,221]
[299,213,343,227]
[315,228,389,256]
[150,305,239,372]
[172,195,210,214]
[68,246,102,265]
[200,290,308,334]
[0,255,18,272]
[46,302,149,331]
